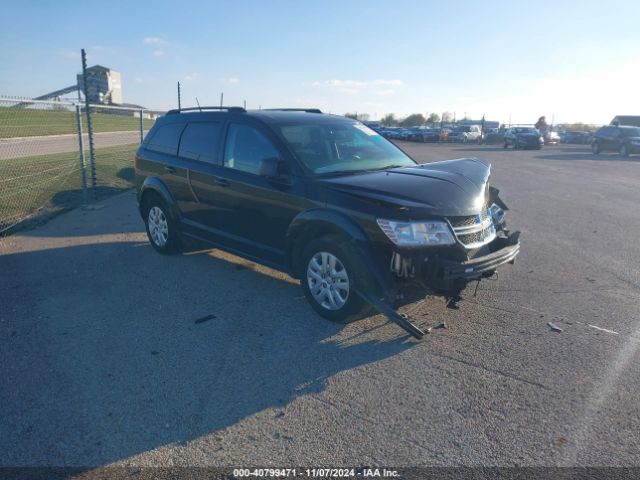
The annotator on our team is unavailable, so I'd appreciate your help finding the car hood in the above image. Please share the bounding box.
[317,158,491,217]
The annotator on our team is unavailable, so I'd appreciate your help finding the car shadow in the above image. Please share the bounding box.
[0,237,417,469]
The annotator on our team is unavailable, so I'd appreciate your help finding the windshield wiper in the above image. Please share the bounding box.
[363,164,407,172]
[316,165,408,177]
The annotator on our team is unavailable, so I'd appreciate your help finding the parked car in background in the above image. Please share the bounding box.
[481,128,504,144]
[591,125,640,156]
[421,128,441,142]
[560,131,593,144]
[405,127,426,142]
[503,127,543,150]
[544,131,560,145]
[448,125,482,143]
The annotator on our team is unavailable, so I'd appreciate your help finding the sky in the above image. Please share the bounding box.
[1,0,639,125]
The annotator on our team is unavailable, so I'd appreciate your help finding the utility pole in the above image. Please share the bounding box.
[177,82,181,111]
[220,92,223,108]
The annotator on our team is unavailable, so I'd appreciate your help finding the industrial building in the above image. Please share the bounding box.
[76,65,122,104]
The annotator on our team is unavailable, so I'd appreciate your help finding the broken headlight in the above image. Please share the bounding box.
[376,219,455,247]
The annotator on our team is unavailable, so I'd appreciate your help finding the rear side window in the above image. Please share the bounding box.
[145,123,185,155]
[178,122,222,163]
[223,124,280,175]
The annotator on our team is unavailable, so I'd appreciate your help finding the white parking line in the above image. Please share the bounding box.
[588,324,619,335]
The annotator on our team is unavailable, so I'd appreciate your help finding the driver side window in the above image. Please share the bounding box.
[224,124,280,175]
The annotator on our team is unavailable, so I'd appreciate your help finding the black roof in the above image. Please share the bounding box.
[161,107,351,125]
[611,116,640,127]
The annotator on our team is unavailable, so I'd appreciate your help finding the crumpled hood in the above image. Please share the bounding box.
[318,158,491,217]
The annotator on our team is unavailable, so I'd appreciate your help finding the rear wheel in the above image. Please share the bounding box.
[143,194,181,254]
[300,235,367,323]
[591,141,601,154]
[619,144,629,157]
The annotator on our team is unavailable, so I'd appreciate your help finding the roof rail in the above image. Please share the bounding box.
[263,108,323,114]
[166,106,246,115]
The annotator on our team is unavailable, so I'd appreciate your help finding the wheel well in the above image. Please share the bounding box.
[140,189,163,213]
[288,223,351,278]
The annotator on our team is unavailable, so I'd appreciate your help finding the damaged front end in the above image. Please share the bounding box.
[368,187,520,339]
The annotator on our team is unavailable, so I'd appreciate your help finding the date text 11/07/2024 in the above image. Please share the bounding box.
[232,468,400,478]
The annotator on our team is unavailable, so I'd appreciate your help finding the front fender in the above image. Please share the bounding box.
[285,209,391,298]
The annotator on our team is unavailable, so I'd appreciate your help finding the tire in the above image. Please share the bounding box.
[143,193,181,254]
[619,144,629,157]
[300,235,367,323]
[591,141,600,155]
[503,141,508,149]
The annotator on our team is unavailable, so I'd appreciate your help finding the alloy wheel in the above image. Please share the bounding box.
[307,251,350,310]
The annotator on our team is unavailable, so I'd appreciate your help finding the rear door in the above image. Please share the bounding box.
[173,120,225,224]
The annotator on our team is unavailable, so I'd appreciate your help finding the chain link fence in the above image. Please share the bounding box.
[0,96,163,234]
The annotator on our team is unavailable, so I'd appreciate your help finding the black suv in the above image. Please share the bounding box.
[135,107,520,338]
[591,125,640,156]
[503,127,543,150]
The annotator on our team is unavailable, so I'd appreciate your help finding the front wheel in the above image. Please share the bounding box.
[591,141,601,155]
[300,235,367,323]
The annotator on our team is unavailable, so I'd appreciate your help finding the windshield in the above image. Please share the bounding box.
[514,127,538,134]
[621,127,640,137]
[278,122,416,174]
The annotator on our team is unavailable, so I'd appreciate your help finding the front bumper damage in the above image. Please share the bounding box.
[358,230,521,339]
[437,231,520,281]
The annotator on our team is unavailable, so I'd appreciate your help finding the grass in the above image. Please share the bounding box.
[0,143,138,233]
[0,107,156,138]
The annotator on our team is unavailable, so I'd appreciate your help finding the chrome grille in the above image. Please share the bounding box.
[447,209,496,249]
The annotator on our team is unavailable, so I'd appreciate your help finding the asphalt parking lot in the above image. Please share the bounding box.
[1,143,639,469]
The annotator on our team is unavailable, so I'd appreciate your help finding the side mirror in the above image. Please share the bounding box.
[258,157,289,181]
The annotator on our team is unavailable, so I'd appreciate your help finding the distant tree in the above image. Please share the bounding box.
[399,113,426,127]
[344,112,370,122]
[441,112,453,123]
[381,113,398,126]
[427,113,440,125]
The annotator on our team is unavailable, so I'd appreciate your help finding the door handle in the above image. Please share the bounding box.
[214,177,229,187]
[165,166,176,173]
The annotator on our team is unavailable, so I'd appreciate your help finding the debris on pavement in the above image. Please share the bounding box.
[547,322,563,333]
